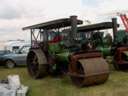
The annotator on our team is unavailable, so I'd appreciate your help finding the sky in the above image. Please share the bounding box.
[0,0,128,41]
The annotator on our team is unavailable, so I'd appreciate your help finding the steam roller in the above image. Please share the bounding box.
[23,15,110,87]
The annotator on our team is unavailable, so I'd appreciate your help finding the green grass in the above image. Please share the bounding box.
[0,66,128,96]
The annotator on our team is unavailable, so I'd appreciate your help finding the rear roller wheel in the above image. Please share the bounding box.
[27,49,48,79]
[113,47,128,70]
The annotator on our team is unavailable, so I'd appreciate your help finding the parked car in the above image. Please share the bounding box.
[0,50,11,56]
[0,45,30,68]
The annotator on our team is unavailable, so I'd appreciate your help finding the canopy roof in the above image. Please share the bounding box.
[62,22,119,33]
[23,18,83,30]
[77,22,119,32]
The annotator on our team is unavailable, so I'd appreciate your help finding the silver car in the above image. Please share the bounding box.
[0,45,30,68]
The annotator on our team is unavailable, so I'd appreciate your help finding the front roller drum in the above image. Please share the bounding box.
[27,49,49,79]
[69,56,109,87]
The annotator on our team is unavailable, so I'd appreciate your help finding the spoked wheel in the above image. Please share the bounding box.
[112,47,128,70]
[27,49,48,79]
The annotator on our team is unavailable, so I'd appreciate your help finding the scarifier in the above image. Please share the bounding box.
[22,16,117,87]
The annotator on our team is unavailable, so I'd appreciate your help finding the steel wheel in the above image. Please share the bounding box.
[69,62,85,87]
[27,49,48,79]
[6,60,15,68]
[69,54,109,87]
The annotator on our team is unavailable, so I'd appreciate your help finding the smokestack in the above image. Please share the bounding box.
[70,15,78,44]
[112,18,118,40]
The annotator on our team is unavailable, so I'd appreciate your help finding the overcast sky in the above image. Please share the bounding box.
[0,0,128,41]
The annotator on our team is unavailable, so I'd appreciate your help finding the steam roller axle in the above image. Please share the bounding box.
[69,52,109,87]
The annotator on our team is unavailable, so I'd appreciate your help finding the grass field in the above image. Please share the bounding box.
[0,66,128,96]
